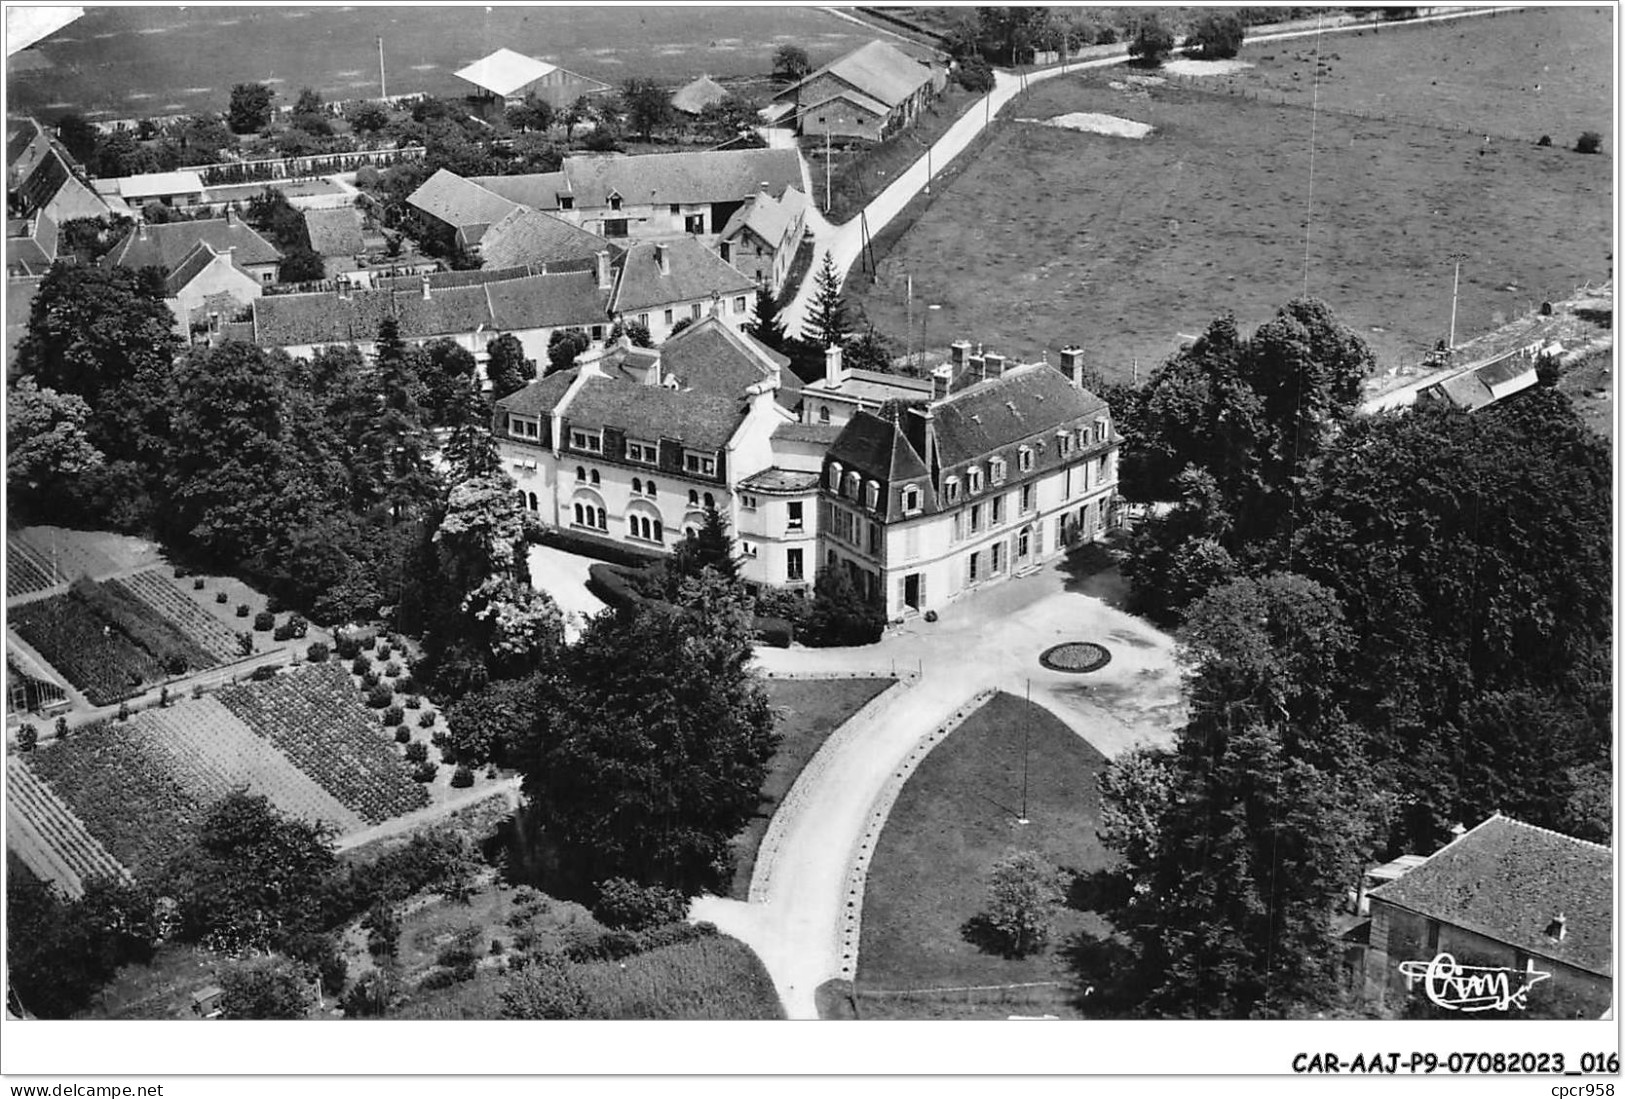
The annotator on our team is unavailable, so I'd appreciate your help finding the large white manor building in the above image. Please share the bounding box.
[494,323,1119,619]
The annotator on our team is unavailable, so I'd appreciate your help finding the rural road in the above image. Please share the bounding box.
[781,5,1520,337]
[689,556,1187,1018]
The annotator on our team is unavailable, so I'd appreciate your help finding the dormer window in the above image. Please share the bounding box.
[967,467,983,495]
[865,480,880,510]
[608,192,622,211]
[846,471,861,499]
[902,485,921,513]
[818,405,831,424]
[684,450,717,477]
[990,457,1006,485]
[570,429,602,454]
[828,462,843,491]
[1058,430,1073,456]
[1018,446,1034,473]
[626,439,658,465]
[558,194,574,210]
[1096,416,1109,441]
[944,477,960,504]
[509,414,540,440]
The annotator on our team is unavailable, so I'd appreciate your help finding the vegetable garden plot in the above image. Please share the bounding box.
[128,699,365,835]
[6,537,59,598]
[24,719,203,879]
[7,757,130,897]
[108,570,241,663]
[10,594,160,705]
[12,527,120,583]
[217,663,429,824]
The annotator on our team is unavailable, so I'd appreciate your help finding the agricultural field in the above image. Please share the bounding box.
[6,526,138,586]
[856,692,1112,1019]
[10,6,908,120]
[1232,7,1613,145]
[847,12,1613,383]
[216,663,431,824]
[106,570,244,663]
[6,757,128,897]
[6,537,61,600]
[10,593,162,706]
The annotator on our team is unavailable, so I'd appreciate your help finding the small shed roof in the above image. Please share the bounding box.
[672,75,730,115]
[117,171,206,200]
[455,48,560,98]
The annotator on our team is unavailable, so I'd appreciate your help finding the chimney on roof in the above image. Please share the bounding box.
[950,339,972,367]
[595,249,612,291]
[1547,914,1568,942]
[224,206,238,227]
[655,241,670,276]
[1060,345,1086,388]
[420,274,431,301]
[207,310,221,335]
[983,351,1005,378]
[824,343,845,388]
[1449,822,1467,840]
[931,362,952,401]
[336,276,351,301]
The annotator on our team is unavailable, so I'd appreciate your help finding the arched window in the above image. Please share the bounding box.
[818,405,831,424]
[596,506,606,529]
[528,492,539,512]
[653,518,663,541]
[576,466,586,483]
[688,489,699,506]
[590,469,600,486]
[828,462,843,491]
[632,477,643,495]
[865,480,880,510]
[573,502,585,525]
[516,490,528,508]
[703,492,715,509]
[846,471,861,499]
[647,481,657,498]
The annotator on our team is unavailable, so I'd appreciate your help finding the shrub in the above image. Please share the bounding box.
[215,591,229,604]
[955,55,995,93]
[335,633,362,660]
[117,701,131,721]
[174,566,191,579]
[236,604,250,617]
[405,741,429,763]
[265,593,283,615]
[376,642,393,660]
[191,577,205,591]
[384,661,403,678]
[1538,134,1553,147]
[975,850,1064,958]
[17,723,38,752]
[440,745,458,765]
[287,615,308,639]
[586,563,646,609]
[361,670,382,690]
[237,632,254,657]
[451,765,475,788]
[924,609,939,623]
[419,711,437,730]
[1577,131,1603,154]
[273,623,294,642]
[395,726,412,744]
[192,684,205,700]
[753,616,794,648]
[351,655,371,675]
[253,610,275,632]
[802,566,885,647]
[394,675,417,696]
[403,694,422,710]
[411,761,438,783]
[366,684,394,709]
[382,704,405,727]
[592,877,690,931]
[250,664,279,682]
[1185,11,1245,59]
[1128,15,1175,65]
[54,715,69,740]
[306,641,330,663]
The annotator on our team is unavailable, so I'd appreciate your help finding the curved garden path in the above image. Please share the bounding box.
[690,555,1186,1018]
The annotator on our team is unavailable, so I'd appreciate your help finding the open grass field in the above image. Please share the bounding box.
[728,676,895,900]
[1232,7,1613,144]
[10,6,908,121]
[846,11,1613,383]
[855,692,1113,1019]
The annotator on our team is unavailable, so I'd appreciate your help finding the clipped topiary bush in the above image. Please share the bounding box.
[404,740,429,763]
[419,711,437,730]
[383,661,403,679]
[215,591,229,604]
[395,726,412,744]
[440,745,458,765]
[361,670,382,690]
[253,610,275,632]
[382,704,405,727]
[249,664,279,682]
[335,632,362,660]
[236,603,250,618]
[366,684,394,709]
[404,694,422,710]
[307,641,330,663]
[753,616,793,648]
[411,761,438,783]
[351,655,371,675]
[192,577,206,590]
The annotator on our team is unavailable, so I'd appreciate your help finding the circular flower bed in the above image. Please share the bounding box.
[1039,642,1112,673]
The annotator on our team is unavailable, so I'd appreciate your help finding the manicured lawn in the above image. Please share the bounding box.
[846,13,1612,383]
[856,691,1113,1017]
[727,677,894,900]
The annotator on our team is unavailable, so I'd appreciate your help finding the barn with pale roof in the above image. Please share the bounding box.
[453,47,610,108]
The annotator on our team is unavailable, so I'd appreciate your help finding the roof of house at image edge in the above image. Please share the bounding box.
[739,467,820,493]
[1368,814,1612,977]
[609,236,753,314]
[496,368,747,453]
[453,48,609,99]
[551,147,804,208]
[6,210,57,275]
[105,217,281,271]
[774,39,937,109]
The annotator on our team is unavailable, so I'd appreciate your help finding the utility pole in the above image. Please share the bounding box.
[1018,679,1031,825]
[1447,251,1467,349]
[378,37,387,101]
[906,272,914,367]
[823,128,831,214]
